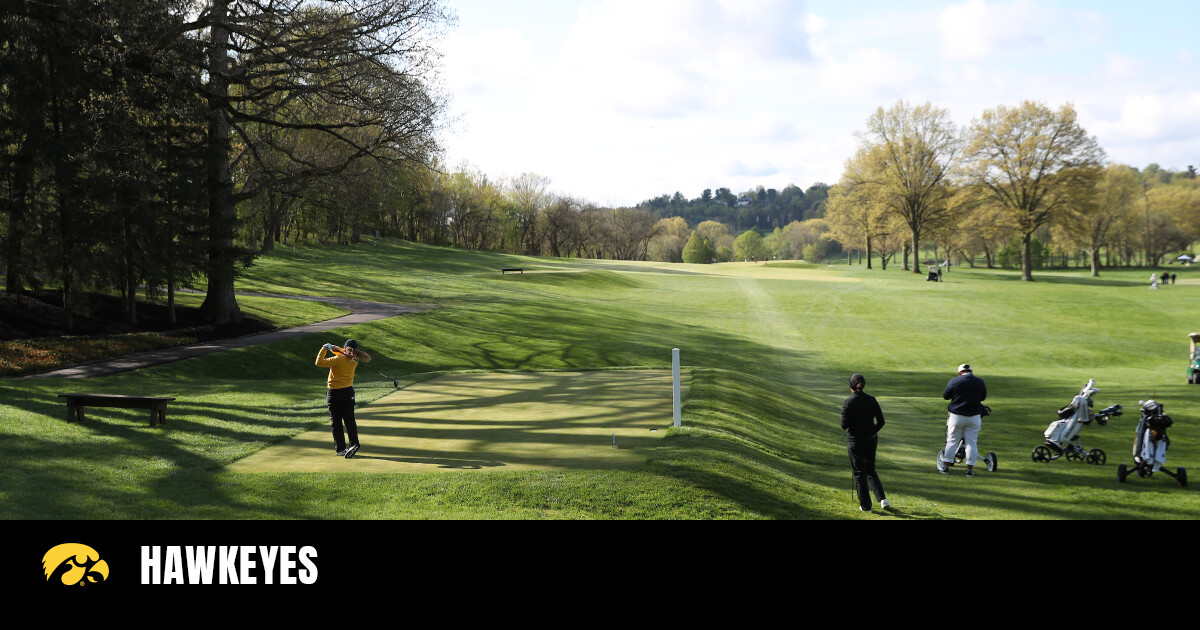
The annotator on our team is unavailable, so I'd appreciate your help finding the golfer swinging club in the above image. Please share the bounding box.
[316,339,373,458]
[939,363,987,476]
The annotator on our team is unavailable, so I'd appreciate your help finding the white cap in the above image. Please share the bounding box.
[958,364,972,373]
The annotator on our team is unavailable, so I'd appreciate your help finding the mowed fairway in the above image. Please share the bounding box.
[2,238,1198,519]
[228,371,678,473]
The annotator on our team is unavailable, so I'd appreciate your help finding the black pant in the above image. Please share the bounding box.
[328,387,358,452]
[847,434,886,510]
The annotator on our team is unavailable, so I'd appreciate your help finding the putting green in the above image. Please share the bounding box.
[227,370,684,473]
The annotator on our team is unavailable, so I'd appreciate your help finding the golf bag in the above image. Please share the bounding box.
[1032,379,1120,465]
[926,269,941,282]
[1118,401,1187,486]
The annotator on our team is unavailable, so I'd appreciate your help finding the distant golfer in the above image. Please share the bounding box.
[316,339,373,458]
[939,363,987,476]
[841,373,890,512]
[1150,274,1159,290]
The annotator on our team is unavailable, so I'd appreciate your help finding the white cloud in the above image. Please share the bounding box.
[747,112,801,142]
[1094,92,1200,143]
[804,13,827,36]
[727,159,781,178]
[443,28,540,96]
[938,0,1106,61]
[553,0,812,117]
[813,47,923,103]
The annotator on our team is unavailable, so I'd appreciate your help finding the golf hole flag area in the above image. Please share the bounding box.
[228,370,683,473]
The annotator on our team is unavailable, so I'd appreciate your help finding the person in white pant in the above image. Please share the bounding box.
[939,363,988,477]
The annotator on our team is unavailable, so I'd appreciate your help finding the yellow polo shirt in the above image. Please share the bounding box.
[316,348,358,390]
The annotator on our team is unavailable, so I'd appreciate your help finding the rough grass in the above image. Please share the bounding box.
[2,239,1196,520]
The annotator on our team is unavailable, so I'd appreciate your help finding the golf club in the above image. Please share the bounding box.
[330,347,399,388]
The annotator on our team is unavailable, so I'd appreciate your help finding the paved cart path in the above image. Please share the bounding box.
[28,293,431,379]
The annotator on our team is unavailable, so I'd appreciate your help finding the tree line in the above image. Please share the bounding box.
[1,0,453,327]
[822,100,1200,280]
[636,183,830,233]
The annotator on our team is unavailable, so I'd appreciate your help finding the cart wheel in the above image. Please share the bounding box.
[1065,450,1083,462]
[986,452,997,472]
[1032,446,1053,463]
[1087,449,1107,466]
[1178,468,1188,487]
[937,450,947,472]
[954,446,965,465]
[1117,463,1128,483]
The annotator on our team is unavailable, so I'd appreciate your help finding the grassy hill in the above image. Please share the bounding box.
[2,238,1196,519]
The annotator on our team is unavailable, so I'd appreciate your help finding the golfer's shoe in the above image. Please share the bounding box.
[965,469,976,477]
[881,499,892,510]
[859,506,871,512]
[335,449,348,456]
[344,444,360,459]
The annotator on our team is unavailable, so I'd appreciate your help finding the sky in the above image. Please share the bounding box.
[436,0,1200,207]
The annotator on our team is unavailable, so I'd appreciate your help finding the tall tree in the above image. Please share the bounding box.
[1060,164,1139,276]
[185,0,455,323]
[856,101,963,272]
[508,173,551,255]
[963,101,1105,281]
[733,230,769,261]
[825,147,903,270]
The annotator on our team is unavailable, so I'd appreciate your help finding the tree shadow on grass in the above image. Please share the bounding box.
[0,382,337,519]
[972,272,1147,288]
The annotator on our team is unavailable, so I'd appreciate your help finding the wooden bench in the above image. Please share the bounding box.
[501,268,524,274]
[58,393,176,428]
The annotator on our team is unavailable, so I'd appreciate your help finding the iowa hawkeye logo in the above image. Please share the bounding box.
[43,544,110,587]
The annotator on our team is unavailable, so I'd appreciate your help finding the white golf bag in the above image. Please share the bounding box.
[1032,379,1120,465]
[1044,379,1110,447]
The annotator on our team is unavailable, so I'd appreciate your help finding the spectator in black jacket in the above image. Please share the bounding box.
[841,373,890,512]
[939,363,987,476]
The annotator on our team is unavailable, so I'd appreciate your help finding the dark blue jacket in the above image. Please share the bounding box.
[943,373,987,416]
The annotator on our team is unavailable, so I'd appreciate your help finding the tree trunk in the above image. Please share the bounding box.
[198,0,242,325]
[123,211,137,325]
[1021,232,1034,281]
[48,38,76,331]
[911,231,921,273]
[167,265,176,325]
[1091,249,1100,277]
[4,135,38,295]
